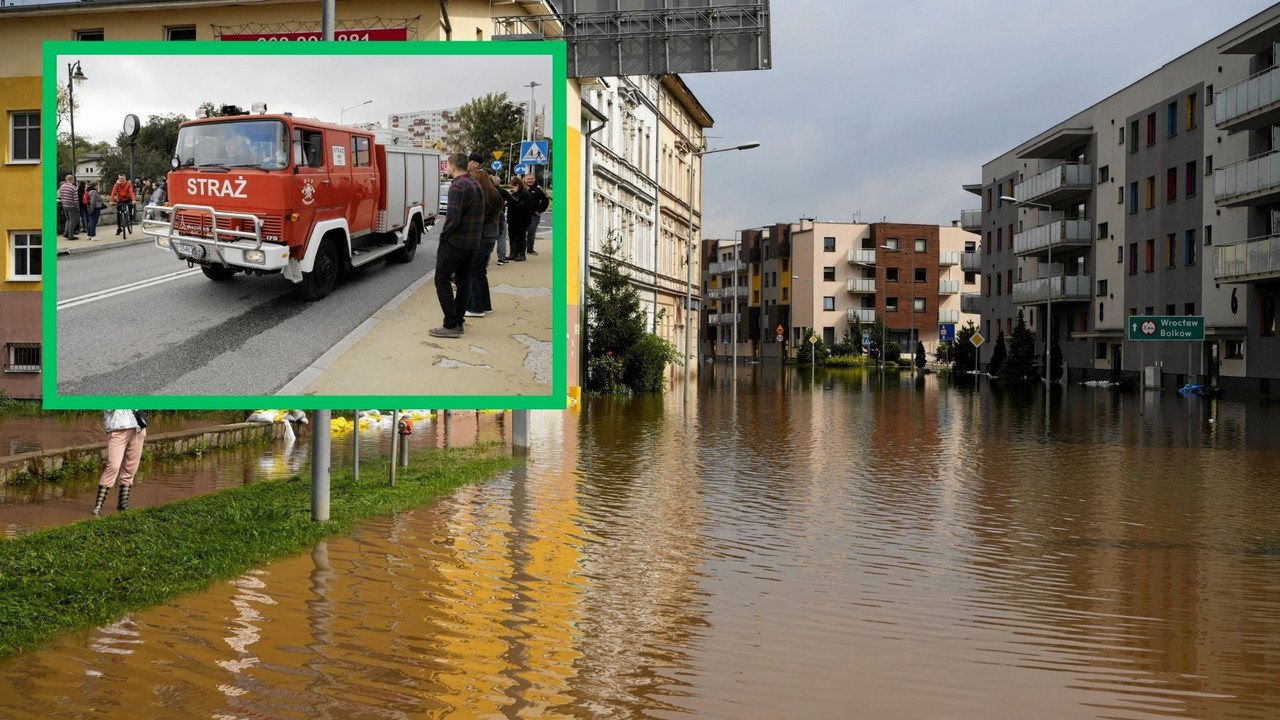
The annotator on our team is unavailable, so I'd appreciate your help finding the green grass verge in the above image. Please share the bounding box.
[0,443,518,660]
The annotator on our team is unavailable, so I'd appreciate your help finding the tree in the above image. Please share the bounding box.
[954,321,977,372]
[988,330,1007,375]
[456,92,524,165]
[586,233,679,394]
[1001,309,1041,382]
[834,324,860,356]
[849,316,864,355]
[915,341,926,369]
[796,327,830,365]
[98,113,189,184]
[935,340,952,364]
[1050,337,1064,382]
[866,315,888,362]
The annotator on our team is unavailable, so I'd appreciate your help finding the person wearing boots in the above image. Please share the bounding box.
[92,409,148,516]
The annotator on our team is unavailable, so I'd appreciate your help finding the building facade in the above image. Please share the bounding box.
[974,4,1280,395]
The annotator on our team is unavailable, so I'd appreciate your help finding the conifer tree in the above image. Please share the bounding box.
[1001,309,1041,382]
[988,330,1007,375]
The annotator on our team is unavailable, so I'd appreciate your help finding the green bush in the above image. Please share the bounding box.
[885,341,902,363]
[588,353,627,395]
[897,357,914,368]
[827,354,871,368]
[624,334,681,393]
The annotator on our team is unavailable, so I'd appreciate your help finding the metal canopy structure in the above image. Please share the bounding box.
[493,1,770,78]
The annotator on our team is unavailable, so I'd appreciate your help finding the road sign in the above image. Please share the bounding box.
[776,334,783,342]
[809,335,818,344]
[970,331,985,348]
[519,140,549,165]
[862,335,872,348]
[776,324,784,335]
[514,164,528,176]
[939,323,956,342]
[490,160,503,171]
[1128,315,1205,341]
[492,150,504,160]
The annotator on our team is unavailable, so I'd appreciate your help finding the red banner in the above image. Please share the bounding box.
[221,28,408,42]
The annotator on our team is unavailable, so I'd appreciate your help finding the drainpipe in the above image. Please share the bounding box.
[581,98,608,385]
[438,0,452,40]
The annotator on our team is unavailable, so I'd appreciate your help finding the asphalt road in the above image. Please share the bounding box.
[55,228,443,397]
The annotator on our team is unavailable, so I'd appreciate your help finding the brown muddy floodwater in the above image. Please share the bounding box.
[1,369,1279,719]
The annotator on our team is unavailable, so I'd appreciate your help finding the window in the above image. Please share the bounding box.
[1129,182,1138,213]
[5,344,40,373]
[1099,302,1105,322]
[1097,279,1108,296]
[1167,167,1177,202]
[75,29,104,40]
[823,296,835,311]
[823,236,835,252]
[996,227,1002,252]
[823,327,836,346]
[985,189,991,211]
[914,298,926,312]
[823,266,835,282]
[885,237,899,251]
[995,276,1001,296]
[1146,306,1155,316]
[1166,234,1177,268]
[1129,120,1139,153]
[782,287,789,302]
[914,238,926,252]
[1167,101,1178,137]
[1205,224,1213,246]
[1146,112,1156,146]
[1128,243,1138,275]
[1119,186,1125,205]
[1206,155,1213,174]
[1186,161,1197,196]
[7,232,40,281]
[352,136,371,167]
[1185,229,1197,266]
[1008,224,1014,250]
[964,271,976,284]
[166,25,197,40]
[752,290,759,303]
[1166,304,1176,317]
[1226,340,1244,359]
[914,268,926,283]
[1263,297,1277,336]
[1119,125,1125,145]
[1118,246,1124,264]
[1186,92,1197,129]
[1145,239,1155,272]
[1099,165,1110,183]
[9,112,38,162]
[1098,221,1108,240]
[965,240,976,253]
[1184,303,1196,316]
[1006,269,1012,294]
[1145,176,1156,209]
[886,297,899,311]
[985,231,992,254]
[985,274,992,297]
[1096,341,1108,359]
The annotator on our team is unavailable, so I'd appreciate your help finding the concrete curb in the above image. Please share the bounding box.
[57,236,153,257]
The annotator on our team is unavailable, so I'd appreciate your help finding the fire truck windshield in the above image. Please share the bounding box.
[175,119,290,170]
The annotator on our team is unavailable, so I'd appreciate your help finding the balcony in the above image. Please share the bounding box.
[708,260,747,275]
[1214,234,1280,283]
[1012,218,1093,257]
[847,307,876,325]
[960,209,981,232]
[1013,274,1093,305]
[1214,150,1280,206]
[938,309,960,324]
[960,293,984,314]
[707,286,749,300]
[708,312,741,326]
[847,248,876,265]
[846,278,876,294]
[1013,161,1092,205]
[1215,64,1280,132]
[939,250,962,266]
[938,280,959,295]
[961,252,982,273]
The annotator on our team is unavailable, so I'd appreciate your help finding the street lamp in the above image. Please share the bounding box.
[881,244,915,375]
[340,99,372,124]
[684,140,761,406]
[1000,195,1054,384]
[67,61,87,183]
[524,81,542,141]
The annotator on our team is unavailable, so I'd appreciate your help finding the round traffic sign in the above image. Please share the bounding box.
[514,164,528,176]
[1141,320,1157,336]
[491,160,503,171]
[776,334,784,342]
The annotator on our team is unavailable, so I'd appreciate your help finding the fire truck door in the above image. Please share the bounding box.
[293,128,334,249]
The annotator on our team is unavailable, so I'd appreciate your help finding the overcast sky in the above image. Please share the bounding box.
[62,52,552,149]
[683,0,1278,238]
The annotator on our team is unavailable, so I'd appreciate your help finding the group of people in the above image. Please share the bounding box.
[430,151,549,339]
[58,173,167,242]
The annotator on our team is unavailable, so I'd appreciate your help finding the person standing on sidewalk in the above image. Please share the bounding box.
[58,174,80,240]
[465,168,503,318]
[506,175,532,262]
[109,173,136,236]
[77,181,90,230]
[430,153,484,339]
[85,180,105,241]
[92,410,148,516]
[524,173,549,255]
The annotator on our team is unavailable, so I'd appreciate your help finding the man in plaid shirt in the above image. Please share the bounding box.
[58,174,80,239]
[430,153,485,338]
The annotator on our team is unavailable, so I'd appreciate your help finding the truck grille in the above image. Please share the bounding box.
[173,210,284,242]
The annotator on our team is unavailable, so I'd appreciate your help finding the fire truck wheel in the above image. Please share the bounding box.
[300,239,339,301]
[391,223,421,264]
[201,265,237,281]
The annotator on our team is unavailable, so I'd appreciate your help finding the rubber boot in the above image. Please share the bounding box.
[92,485,110,516]
[117,483,132,511]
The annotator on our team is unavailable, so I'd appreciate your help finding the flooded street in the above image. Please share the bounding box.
[2,371,1279,718]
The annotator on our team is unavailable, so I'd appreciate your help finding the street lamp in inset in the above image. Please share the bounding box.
[524,81,542,141]
[881,244,915,375]
[683,140,760,406]
[340,99,372,124]
[67,61,87,181]
[1001,195,1054,384]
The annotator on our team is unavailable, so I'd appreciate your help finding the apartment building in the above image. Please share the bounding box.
[973,4,1280,395]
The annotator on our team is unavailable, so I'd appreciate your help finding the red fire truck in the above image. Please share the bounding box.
[143,110,439,300]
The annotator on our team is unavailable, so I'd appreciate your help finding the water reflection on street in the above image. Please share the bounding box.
[1,370,1278,719]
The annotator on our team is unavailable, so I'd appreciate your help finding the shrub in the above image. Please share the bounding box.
[588,353,627,395]
[827,354,871,368]
[624,334,681,393]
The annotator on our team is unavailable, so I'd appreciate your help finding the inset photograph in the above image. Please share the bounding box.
[46,44,563,408]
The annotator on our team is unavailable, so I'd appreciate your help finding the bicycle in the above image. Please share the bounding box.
[114,200,135,238]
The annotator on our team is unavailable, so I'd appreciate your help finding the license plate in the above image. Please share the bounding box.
[175,242,204,259]
[174,242,194,255]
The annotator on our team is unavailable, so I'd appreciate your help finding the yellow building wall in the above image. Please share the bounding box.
[0,76,43,293]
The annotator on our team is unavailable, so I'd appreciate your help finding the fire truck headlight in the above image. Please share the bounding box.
[245,249,266,264]
[156,236,170,248]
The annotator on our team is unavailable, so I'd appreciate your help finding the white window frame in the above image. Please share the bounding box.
[8,232,41,281]
[6,344,40,373]
[822,296,835,311]
[8,111,39,164]
[165,25,197,41]
[913,298,926,312]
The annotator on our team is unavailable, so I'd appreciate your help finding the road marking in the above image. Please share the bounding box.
[57,268,203,310]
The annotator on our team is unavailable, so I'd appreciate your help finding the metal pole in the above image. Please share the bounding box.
[128,140,135,187]
[512,409,529,452]
[311,410,331,521]
[389,410,398,487]
[732,239,738,374]
[68,63,78,185]
[684,148,696,406]
[321,0,335,40]
[910,251,916,376]
[352,410,359,480]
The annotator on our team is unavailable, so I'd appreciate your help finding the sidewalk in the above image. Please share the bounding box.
[55,226,152,256]
[278,227,554,398]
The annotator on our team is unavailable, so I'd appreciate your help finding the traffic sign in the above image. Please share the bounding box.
[939,323,956,342]
[514,164,528,176]
[490,160,503,171]
[519,140,549,165]
[862,335,872,348]
[809,335,818,344]
[776,324,784,335]
[492,150,504,160]
[776,334,784,342]
[970,331,985,348]
[1128,315,1205,341]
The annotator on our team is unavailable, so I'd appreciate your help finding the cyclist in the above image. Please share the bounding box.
[109,173,136,237]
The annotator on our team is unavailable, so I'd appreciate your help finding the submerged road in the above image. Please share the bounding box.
[55,228,442,397]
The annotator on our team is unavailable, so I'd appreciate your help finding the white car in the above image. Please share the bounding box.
[438,181,451,215]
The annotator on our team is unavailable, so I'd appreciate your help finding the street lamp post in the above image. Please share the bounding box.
[340,99,372,124]
[683,140,760,406]
[881,244,915,375]
[524,81,542,141]
[1001,195,1054,384]
[66,61,87,184]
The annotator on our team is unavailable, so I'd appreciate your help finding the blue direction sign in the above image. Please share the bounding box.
[1127,315,1205,341]
[490,160,502,171]
[514,164,528,176]
[939,323,956,342]
[519,140,549,165]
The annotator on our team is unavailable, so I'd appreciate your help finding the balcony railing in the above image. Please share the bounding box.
[939,250,962,266]
[1214,150,1280,205]
[847,307,876,325]
[1214,234,1280,283]
[960,209,981,232]
[847,248,876,265]
[938,309,960,324]
[960,293,983,314]
[708,260,748,275]
[961,252,982,273]
[1013,274,1093,304]
[1013,218,1093,256]
[708,312,741,325]
[1013,161,1092,204]
[707,286,749,300]
[846,278,876,293]
[1215,64,1280,130]
[938,280,959,294]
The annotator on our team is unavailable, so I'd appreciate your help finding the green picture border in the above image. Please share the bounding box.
[41,39,568,411]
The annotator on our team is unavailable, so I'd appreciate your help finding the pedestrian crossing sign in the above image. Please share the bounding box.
[519,140,549,165]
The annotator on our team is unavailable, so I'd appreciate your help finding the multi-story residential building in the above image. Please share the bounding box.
[0,71,41,399]
[976,4,1280,395]
[389,101,545,152]
[702,238,750,361]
